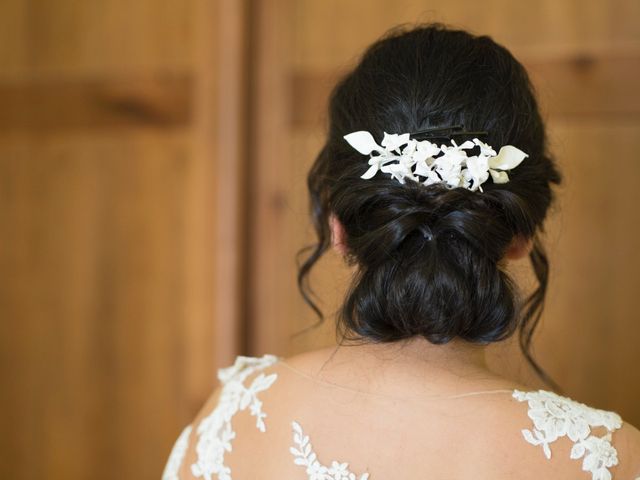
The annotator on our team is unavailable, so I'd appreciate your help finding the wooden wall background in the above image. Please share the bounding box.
[0,1,638,479]
[0,1,247,479]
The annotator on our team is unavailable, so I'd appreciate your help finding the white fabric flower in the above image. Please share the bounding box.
[380,161,416,184]
[291,420,370,480]
[462,155,490,192]
[413,139,441,163]
[473,138,496,156]
[513,389,622,480]
[380,132,410,152]
[343,131,400,181]
[343,130,528,191]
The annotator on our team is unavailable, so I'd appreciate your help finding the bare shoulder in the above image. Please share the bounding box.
[502,388,640,480]
[279,345,339,370]
[617,419,640,453]
[612,420,640,478]
[168,353,283,479]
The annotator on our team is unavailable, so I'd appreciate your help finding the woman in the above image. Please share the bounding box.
[162,23,640,479]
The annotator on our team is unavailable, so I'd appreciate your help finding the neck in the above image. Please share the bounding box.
[317,335,502,396]
[283,334,522,400]
[338,335,489,373]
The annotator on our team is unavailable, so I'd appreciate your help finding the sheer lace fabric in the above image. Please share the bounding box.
[512,390,622,480]
[161,354,629,480]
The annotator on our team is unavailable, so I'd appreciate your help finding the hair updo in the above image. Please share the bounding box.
[295,23,563,386]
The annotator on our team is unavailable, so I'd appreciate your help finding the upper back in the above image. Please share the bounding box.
[162,350,640,480]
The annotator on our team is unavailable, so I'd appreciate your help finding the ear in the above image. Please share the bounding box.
[329,212,348,256]
[503,234,533,261]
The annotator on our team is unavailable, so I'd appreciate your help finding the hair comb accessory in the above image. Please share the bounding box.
[343,127,528,192]
[409,124,490,140]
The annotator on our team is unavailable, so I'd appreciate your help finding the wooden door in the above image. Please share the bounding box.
[0,1,247,478]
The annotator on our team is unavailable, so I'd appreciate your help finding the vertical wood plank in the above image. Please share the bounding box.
[246,0,296,356]
[0,0,248,478]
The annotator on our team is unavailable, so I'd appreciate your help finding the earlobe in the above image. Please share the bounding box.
[504,235,533,260]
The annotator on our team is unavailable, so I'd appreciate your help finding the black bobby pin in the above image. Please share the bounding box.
[410,124,488,140]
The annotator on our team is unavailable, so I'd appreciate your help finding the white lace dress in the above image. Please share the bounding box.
[161,354,632,480]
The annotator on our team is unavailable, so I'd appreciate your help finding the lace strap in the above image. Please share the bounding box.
[217,353,281,385]
[513,389,622,480]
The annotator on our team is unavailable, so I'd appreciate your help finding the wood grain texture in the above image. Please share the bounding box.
[0,133,195,478]
[538,120,640,421]
[0,0,194,78]
[203,0,249,367]
[0,0,244,479]
[245,0,296,356]
[0,75,192,131]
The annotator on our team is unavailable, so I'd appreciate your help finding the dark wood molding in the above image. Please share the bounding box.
[0,74,191,131]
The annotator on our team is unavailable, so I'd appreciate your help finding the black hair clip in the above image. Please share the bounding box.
[410,124,488,140]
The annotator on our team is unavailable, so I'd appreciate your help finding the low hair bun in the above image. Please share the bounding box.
[330,183,519,344]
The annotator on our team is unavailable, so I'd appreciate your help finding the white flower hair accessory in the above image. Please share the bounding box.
[343,128,528,192]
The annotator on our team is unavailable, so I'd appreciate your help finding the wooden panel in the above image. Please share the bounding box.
[0,75,191,131]
[203,0,250,364]
[246,0,296,356]
[0,132,196,479]
[0,0,249,479]
[528,52,640,120]
[539,120,640,423]
[0,0,194,78]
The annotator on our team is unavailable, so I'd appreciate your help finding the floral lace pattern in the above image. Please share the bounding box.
[513,389,622,480]
[190,354,280,480]
[162,425,192,480]
[290,420,370,480]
